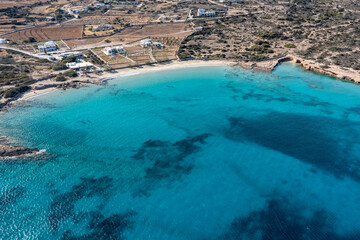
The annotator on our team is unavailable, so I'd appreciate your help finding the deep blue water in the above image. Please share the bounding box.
[1,63,360,240]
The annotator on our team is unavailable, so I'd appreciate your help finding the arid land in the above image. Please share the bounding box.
[0,0,359,113]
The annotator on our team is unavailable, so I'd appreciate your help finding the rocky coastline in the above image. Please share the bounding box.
[0,79,93,112]
[277,57,360,83]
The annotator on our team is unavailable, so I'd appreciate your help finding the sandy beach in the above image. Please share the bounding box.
[2,58,359,109]
[9,60,235,104]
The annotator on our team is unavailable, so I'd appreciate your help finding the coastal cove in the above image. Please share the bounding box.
[1,63,360,239]
[1,56,359,113]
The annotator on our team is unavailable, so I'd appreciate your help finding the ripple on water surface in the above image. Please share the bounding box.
[1,63,360,240]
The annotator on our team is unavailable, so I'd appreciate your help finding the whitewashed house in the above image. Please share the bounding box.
[140,39,153,48]
[93,3,105,8]
[46,16,55,21]
[219,0,244,2]
[102,46,126,55]
[153,42,163,48]
[94,24,114,31]
[197,9,216,17]
[66,61,94,71]
[38,41,57,52]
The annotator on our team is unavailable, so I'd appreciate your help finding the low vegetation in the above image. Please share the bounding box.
[4,86,31,98]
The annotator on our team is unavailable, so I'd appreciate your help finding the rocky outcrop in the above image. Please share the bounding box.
[0,136,42,159]
[280,57,359,83]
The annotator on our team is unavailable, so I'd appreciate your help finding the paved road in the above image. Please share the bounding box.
[208,0,227,7]
[0,46,53,60]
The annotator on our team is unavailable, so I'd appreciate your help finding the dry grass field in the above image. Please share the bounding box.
[84,26,118,37]
[66,16,120,26]
[91,48,114,62]
[0,0,54,9]
[107,55,134,69]
[152,47,178,61]
[3,25,83,42]
[65,36,115,49]
[127,52,153,65]
[119,23,192,37]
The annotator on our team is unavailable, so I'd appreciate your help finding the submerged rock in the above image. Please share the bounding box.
[0,136,42,159]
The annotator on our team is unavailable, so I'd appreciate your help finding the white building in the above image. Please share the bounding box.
[153,42,163,48]
[53,51,83,61]
[38,41,57,52]
[197,9,206,17]
[46,16,55,21]
[94,24,114,31]
[93,3,105,8]
[0,39,7,44]
[197,9,216,17]
[66,61,94,71]
[219,0,244,2]
[140,39,153,48]
[102,46,126,55]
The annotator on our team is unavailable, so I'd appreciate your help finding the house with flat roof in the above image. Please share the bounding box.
[102,46,126,55]
[46,16,55,21]
[66,61,94,71]
[197,9,216,17]
[0,39,7,44]
[93,3,105,8]
[153,42,163,48]
[140,39,153,48]
[38,41,57,52]
[94,24,114,31]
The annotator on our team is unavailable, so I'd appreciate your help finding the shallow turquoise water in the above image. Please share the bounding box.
[1,63,360,240]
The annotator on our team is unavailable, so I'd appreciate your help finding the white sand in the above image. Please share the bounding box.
[14,60,234,102]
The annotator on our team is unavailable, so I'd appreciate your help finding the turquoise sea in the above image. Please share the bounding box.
[1,63,360,240]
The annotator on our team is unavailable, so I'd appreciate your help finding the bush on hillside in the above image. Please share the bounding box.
[52,62,67,71]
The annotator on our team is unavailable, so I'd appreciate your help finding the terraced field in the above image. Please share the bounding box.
[3,25,83,43]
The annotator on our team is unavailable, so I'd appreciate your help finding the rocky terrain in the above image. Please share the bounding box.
[178,0,360,79]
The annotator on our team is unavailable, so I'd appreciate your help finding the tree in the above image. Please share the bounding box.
[56,75,67,81]
[52,62,67,71]
[64,70,77,77]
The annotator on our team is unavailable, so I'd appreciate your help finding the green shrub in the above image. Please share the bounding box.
[64,70,77,77]
[0,56,15,64]
[37,58,51,63]
[259,32,282,39]
[52,62,67,71]
[250,54,266,61]
[249,45,264,52]
[255,40,270,46]
[56,75,67,81]
[4,86,31,98]
[284,44,296,48]
[61,56,77,63]
[23,37,36,43]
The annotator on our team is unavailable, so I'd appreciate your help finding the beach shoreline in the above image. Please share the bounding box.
[0,57,359,159]
[1,58,359,111]
[1,60,235,109]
